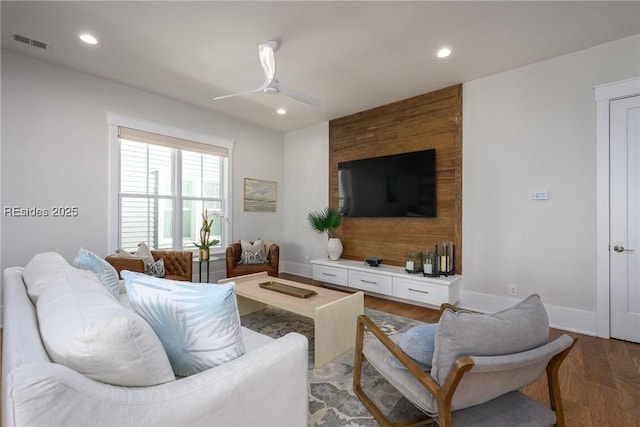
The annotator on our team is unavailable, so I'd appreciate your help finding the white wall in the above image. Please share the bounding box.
[462,34,640,333]
[281,122,330,277]
[1,49,285,278]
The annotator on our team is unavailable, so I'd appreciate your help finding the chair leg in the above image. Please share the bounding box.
[353,317,390,425]
[353,316,434,427]
[546,335,577,427]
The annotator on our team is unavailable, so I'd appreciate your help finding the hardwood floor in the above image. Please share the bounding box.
[281,273,640,427]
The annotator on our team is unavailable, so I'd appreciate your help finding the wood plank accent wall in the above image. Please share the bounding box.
[328,84,462,273]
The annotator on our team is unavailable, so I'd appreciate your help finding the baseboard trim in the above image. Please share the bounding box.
[281,261,313,278]
[458,290,597,336]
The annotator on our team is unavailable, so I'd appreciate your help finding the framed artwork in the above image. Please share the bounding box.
[244,178,277,212]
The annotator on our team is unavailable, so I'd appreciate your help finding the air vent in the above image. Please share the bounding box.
[10,33,49,50]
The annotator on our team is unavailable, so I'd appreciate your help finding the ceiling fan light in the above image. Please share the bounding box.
[437,47,451,58]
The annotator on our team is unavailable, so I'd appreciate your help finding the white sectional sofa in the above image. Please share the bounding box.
[2,253,309,427]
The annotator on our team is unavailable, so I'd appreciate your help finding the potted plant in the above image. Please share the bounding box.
[307,207,343,260]
[193,209,220,261]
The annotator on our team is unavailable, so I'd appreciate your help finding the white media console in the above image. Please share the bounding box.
[311,258,461,308]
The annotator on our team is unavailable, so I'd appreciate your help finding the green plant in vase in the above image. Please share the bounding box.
[307,207,343,260]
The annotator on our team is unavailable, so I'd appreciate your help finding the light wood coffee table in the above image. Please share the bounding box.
[220,272,364,368]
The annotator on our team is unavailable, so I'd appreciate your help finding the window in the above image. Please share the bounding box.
[108,115,233,254]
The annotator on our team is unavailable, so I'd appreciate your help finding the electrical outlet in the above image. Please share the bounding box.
[508,284,517,296]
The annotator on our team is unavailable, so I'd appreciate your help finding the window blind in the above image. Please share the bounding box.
[118,126,228,157]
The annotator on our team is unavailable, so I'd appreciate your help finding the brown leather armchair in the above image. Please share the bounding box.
[106,250,193,281]
[226,242,279,278]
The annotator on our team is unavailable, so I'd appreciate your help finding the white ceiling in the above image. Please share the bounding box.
[2,1,639,133]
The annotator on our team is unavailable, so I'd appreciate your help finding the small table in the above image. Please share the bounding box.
[198,256,222,283]
[219,272,364,368]
[198,260,210,283]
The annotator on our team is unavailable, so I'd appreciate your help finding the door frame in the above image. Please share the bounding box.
[594,77,640,338]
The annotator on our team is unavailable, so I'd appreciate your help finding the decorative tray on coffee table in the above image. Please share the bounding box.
[259,281,318,298]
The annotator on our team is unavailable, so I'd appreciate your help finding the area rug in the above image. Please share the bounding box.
[241,307,427,426]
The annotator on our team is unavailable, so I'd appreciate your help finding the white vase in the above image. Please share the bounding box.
[327,238,344,261]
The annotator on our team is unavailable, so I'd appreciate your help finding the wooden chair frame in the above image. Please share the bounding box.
[353,304,577,427]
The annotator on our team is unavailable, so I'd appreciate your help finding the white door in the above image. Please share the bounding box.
[610,95,640,342]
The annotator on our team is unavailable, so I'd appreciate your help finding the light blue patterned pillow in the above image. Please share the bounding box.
[74,248,120,298]
[389,323,438,371]
[122,272,245,376]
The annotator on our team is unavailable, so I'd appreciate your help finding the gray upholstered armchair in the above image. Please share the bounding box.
[354,295,577,427]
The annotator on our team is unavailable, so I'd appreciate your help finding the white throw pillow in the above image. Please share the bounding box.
[240,239,266,264]
[112,248,138,258]
[73,247,120,298]
[24,252,84,303]
[122,271,245,376]
[134,242,155,263]
[36,275,176,386]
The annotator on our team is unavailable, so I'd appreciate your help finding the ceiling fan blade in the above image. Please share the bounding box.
[214,40,279,101]
[276,83,324,107]
[258,40,278,87]
[213,87,263,101]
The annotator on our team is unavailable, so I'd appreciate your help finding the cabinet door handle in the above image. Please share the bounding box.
[360,279,378,285]
[322,272,337,277]
[409,288,430,294]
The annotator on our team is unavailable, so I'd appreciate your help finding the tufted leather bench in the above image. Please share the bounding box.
[106,250,193,281]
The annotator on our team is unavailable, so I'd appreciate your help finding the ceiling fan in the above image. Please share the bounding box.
[213,40,324,107]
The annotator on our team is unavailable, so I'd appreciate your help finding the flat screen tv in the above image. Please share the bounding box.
[338,149,436,218]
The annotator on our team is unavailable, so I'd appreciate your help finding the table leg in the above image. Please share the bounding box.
[313,291,364,368]
[236,295,269,316]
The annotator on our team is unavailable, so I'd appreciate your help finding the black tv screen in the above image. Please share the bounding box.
[338,149,436,218]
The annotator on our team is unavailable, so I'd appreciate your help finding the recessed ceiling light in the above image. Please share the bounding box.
[79,34,98,45]
[276,108,286,115]
[437,47,451,58]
